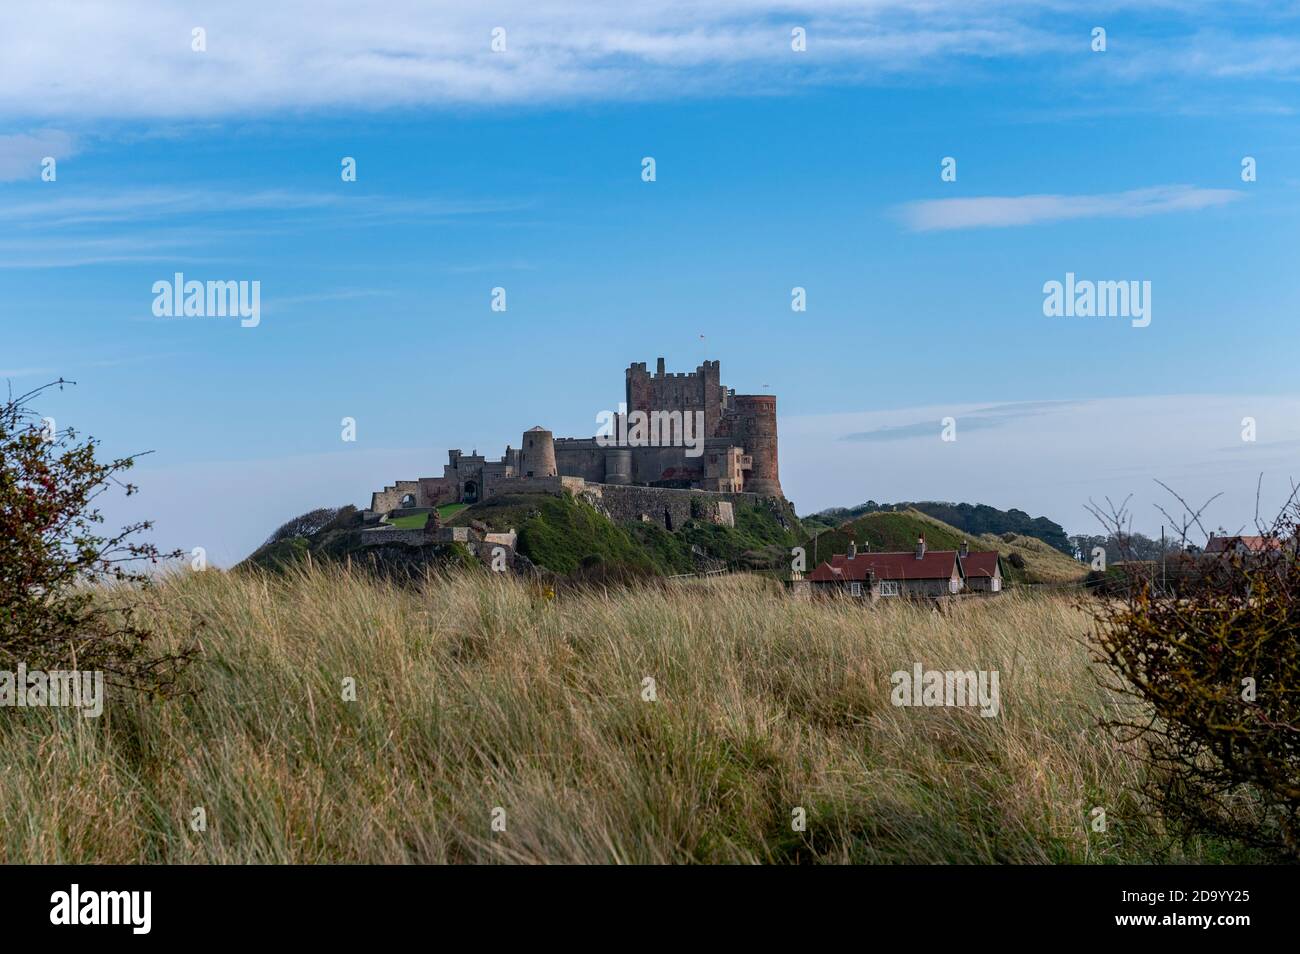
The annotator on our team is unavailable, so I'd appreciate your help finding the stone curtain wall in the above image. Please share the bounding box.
[580,483,764,530]
[553,439,608,481]
[370,480,424,513]
[370,477,455,513]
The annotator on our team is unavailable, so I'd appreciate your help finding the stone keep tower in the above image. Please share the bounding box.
[623,357,783,498]
[520,426,557,478]
[626,357,726,439]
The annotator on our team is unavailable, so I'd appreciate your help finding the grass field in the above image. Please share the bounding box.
[0,566,1258,863]
[384,512,430,529]
[383,504,469,530]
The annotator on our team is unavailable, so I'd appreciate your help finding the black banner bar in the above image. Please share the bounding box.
[1,864,1278,940]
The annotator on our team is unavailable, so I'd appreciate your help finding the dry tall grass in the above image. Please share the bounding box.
[0,565,1246,863]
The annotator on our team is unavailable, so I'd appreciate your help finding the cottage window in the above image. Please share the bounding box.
[879,581,900,596]
[992,578,1001,592]
[849,582,862,597]
[949,578,960,594]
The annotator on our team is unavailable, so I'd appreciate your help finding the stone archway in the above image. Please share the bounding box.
[463,480,479,504]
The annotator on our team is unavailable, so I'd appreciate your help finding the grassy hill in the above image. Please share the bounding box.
[244,492,804,578]
[802,500,1073,554]
[243,496,1081,585]
[240,505,478,576]
[801,508,1086,585]
[449,493,670,574]
[452,492,802,575]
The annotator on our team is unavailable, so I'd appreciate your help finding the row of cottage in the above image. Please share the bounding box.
[793,536,1004,601]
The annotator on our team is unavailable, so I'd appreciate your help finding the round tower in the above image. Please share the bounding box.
[520,426,557,478]
[733,395,782,497]
[603,448,632,485]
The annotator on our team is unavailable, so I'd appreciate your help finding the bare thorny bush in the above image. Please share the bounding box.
[1086,480,1300,858]
[0,380,196,696]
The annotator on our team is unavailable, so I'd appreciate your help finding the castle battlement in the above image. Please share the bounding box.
[369,358,782,516]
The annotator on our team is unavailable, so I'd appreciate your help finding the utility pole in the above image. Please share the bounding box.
[1161,525,1167,594]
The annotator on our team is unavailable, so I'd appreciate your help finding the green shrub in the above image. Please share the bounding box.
[0,381,194,693]
[1090,504,1300,858]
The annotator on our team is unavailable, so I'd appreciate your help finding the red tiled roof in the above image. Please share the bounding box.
[958,551,1001,578]
[807,563,847,582]
[809,550,961,582]
[1205,535,1279,554]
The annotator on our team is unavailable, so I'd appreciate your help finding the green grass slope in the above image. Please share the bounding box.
[245,493,805,579]
[448,493,665,574]
[802,500,1072,553]
[452,492,802,576]
[240,506,477,576]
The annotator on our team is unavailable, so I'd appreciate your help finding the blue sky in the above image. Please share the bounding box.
[3,1,1299,563]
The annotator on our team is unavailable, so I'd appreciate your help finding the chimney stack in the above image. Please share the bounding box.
[959,540,968,558]
[847,540,857,559]
[915,535,926,560]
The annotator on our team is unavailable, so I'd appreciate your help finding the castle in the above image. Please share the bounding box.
[369,358,782,515]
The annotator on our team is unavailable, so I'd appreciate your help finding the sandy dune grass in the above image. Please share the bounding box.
[0,566,1240,863]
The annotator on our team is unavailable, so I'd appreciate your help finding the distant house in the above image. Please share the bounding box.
[1204,534,1282,557]
[802,536,1005,602]
[957,542,1004,593]
[805,536,979,601]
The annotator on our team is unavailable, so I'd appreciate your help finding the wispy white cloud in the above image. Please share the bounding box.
[0,129,75,181]
[0,187,527,228]
[2,3,1293,119]
[894,185,1245,232]
[1103,29,1300,83]
[0,233,220,269]
[0,187,530,267]
[841,400,1082,441]
[271,289,398,307]
[0,1,1101,118]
